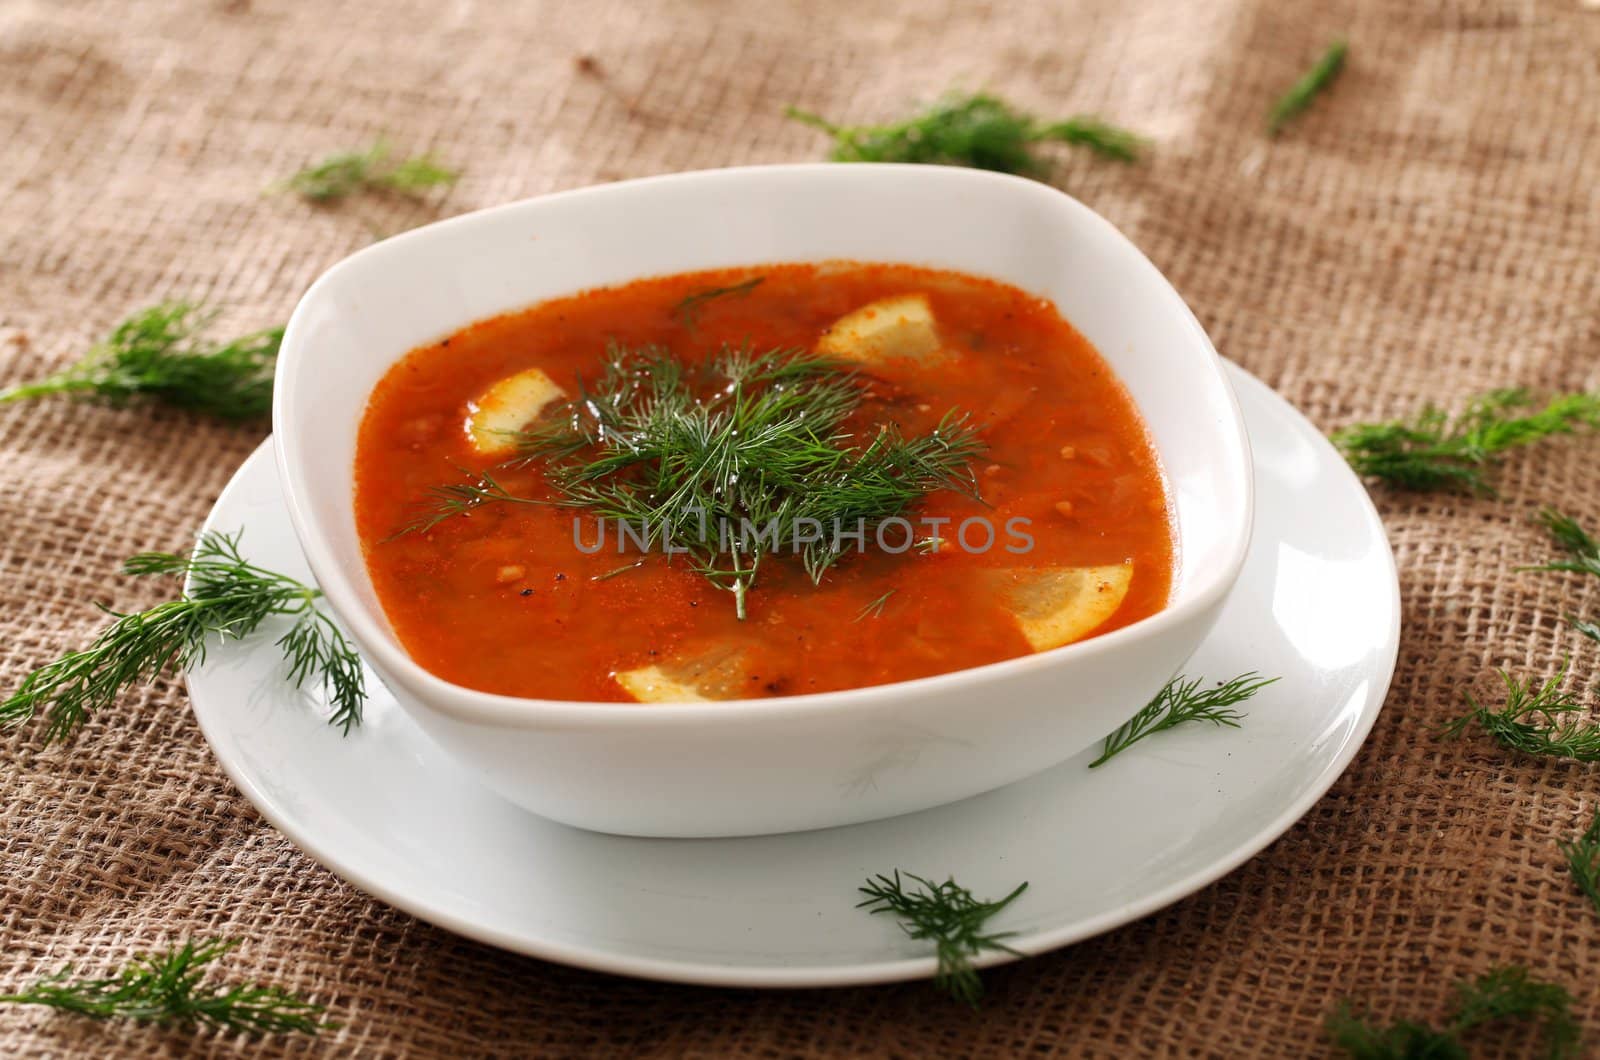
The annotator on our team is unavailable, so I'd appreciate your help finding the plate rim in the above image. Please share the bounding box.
[186,359,1400,988]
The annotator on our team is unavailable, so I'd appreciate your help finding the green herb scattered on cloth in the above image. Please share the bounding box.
[1268,39,1349,137]
[786,92,1143,176]
[0,303,280,422]
[0,939,329,1036]
[1440,666,1600,762]
[276,137,458,203]
[2,530,363,745]
[1558,808,1600,919]
[1331,390,1600,495]
[1326,965,1581,1059]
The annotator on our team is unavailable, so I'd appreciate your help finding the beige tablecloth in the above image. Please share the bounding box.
[4,0,1600,1055]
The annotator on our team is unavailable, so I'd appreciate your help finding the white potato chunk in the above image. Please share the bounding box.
[996,564,1134,651]
[815,294,943,364]
[465,367,565,455]
[615,644,749,703]
[615,666,710,703]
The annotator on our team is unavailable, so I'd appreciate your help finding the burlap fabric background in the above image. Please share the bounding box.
[4,0,1599,1055]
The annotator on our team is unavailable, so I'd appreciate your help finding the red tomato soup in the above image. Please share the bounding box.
[354,263,1175,702]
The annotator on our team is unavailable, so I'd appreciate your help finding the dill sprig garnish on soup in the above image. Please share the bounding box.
[389,467,545,539]
[672,276,765,331]
[358,264,1175,703]
[502,344,985,620]
[394,343,984,619]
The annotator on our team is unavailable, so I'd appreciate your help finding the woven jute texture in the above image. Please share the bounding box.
[4,0,1600,1055]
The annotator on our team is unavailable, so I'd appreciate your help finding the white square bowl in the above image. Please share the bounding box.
[274,164,1252,837]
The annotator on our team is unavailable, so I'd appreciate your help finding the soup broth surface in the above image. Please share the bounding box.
[354,263,1175,701]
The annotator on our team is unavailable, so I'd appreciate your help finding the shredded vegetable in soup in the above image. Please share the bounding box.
[354,263,1175,702]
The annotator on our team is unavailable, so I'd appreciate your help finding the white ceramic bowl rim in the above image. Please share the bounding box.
[274,164,1254,730]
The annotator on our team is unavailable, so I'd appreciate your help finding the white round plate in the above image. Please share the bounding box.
[187,361,1399,988]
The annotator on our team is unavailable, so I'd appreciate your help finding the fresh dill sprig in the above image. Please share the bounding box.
[854,589,896,621]
[1327,965,1581,1060]
[1558,807,1600,918]
[1330,389,1600,495]
[1089,672,1277,768]
[408,344,984,619]
[543,346,983,617]
[858,871,1028,1008]
[591,559,645,583]
[0,303,280,421]
[786,92,1143,176]
[0,939,329,1035]
[1,531,364,744]
[1525,508,1600,580]
[1326,1013,1460,1060]
[673,276,764,330]
[1268,39,1349,137]
[276,137,458,203]
[1521,508,1600,645]
[390,468,545,539]
[1440,666,1600,762]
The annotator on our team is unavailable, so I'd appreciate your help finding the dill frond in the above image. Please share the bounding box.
[389,468,545,539]
[590,559,644,582]
[396,345,984,619]
[1447,966,1581,1051]
[1033,115,1145,162]
[1525,508,1600,580]
[786,92,1143,176]
[858,871,1028,1007]
[277,137,458,203]
[1268,39,1349,137]
[380,154,458,194]
[673,276,764,330]
[0,939,328,1035]
[1,531,364,744]
[1440,666,1600,762]
[1520,508,1600,646]
[1558,807,1600,918]
[1089,672,1276,768]
[1330,389,1600,495]
[1328,966,1581,1060]
[854,589,895,621]
[0,303,280,421]
[1324,1007,1460,1059]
